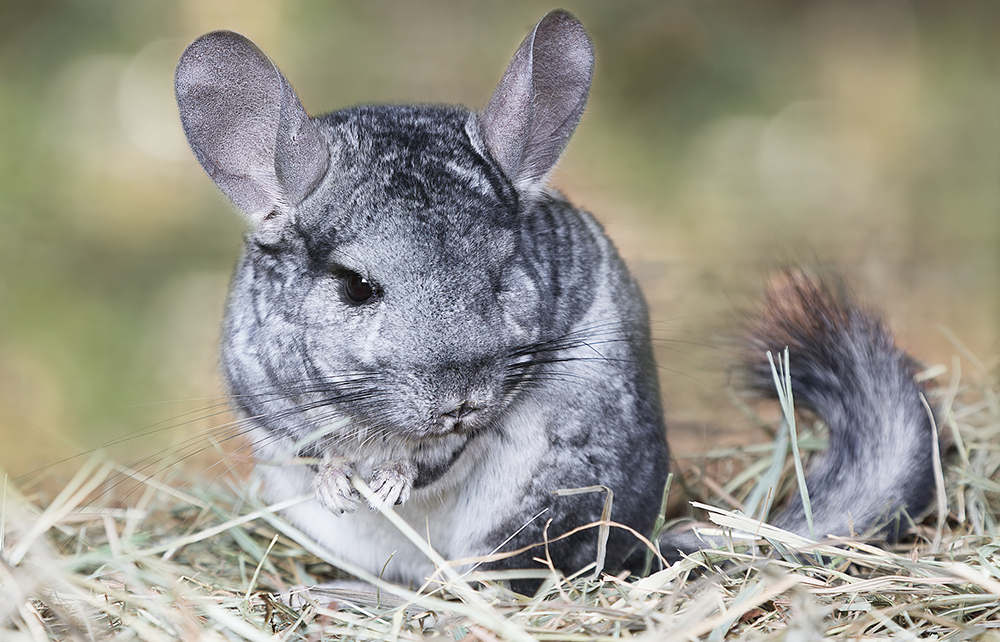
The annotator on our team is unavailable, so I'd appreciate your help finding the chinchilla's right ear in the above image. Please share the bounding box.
[175,31,329,227]
[477,9,594,198]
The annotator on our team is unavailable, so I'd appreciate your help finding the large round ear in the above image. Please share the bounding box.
[477,10,594,196]
[175,31,330,225]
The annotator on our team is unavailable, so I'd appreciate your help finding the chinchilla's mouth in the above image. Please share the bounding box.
[411,433,474,489]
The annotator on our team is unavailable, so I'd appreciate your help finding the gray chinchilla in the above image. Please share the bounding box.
[174,10,935,593]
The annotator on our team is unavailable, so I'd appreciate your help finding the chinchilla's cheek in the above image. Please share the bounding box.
[498,269,542,344]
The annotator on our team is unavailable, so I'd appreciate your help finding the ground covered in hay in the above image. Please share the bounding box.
[1,354,998,641]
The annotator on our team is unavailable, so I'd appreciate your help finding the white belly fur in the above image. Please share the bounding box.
[253,401,548,586]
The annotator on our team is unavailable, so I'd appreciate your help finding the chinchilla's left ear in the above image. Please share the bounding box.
[476,9,594,197]
[175,30,329,226]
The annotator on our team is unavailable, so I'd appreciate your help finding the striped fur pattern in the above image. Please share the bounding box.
[175,11,934,592]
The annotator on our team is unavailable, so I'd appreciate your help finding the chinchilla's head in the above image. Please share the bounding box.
[175,11,594,445]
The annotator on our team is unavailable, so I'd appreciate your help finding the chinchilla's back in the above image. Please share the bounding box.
[175,10,935,594]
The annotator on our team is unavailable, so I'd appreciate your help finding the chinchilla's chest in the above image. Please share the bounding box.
[252,400,551,578]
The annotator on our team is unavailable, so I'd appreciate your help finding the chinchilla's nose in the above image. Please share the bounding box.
[435,400,481,431]
[431,388,497,433]
[419,351,505,433]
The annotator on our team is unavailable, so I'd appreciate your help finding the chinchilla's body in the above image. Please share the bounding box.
[175,11,935,591]
[222,103,667,581]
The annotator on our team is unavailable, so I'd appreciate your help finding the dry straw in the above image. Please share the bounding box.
[2,347,998,640]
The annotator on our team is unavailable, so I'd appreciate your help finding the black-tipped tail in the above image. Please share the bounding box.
[744,271,935,539]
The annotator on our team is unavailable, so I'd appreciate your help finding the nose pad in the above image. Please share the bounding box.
[435,400,484,433]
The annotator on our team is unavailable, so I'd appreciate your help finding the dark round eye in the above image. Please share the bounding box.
[343,273,375,304]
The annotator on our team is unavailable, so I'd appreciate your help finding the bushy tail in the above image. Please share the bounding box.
[744,271,936,540]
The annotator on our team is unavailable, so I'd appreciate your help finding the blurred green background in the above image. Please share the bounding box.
[1,1,997,475]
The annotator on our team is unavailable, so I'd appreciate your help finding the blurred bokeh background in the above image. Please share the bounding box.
[1,1,997,477]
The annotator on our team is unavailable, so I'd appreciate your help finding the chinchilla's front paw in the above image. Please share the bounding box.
[367,461,417,511]
[313,457,361,515]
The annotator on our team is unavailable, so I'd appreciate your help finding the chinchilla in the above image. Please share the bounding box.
[174,10,935,592]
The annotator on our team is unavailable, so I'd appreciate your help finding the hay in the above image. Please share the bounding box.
[2,357,998,640]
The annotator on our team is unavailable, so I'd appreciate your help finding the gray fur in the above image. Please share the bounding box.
[741,273,935,539]
[175,10,934,593]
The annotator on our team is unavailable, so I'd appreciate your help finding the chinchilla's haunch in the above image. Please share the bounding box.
[175,10,935,593]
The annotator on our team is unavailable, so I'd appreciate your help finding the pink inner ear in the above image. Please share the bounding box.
[479,10,593,194]
[175,30,328,223]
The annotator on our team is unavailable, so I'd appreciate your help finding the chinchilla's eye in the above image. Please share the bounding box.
[343,273,376,304]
